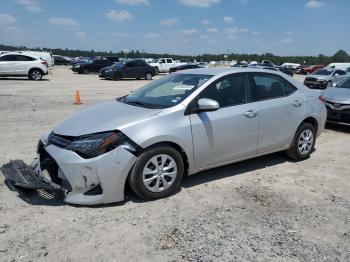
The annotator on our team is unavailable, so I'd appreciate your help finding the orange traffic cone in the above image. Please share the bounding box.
[73,90,83,105]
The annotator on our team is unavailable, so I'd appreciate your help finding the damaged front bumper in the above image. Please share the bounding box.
[1,135,138,205]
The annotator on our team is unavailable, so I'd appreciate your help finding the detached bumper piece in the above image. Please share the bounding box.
[0,160,65,197]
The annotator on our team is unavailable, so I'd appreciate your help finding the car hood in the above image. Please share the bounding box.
[308,74,331,79]
[323,87,350,103]
[53,100,162,137]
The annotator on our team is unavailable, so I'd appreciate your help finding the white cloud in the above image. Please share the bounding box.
[0,13,16,25]
[224,26,248,34]
[181,28,198,35]
[106,10,134,22]
[305,1,324,8]
[12,0,43,12]
[115,0,150,5]
[76,31,86,38]
[179,0,220,8]
[160,18,178,26]
[144,32,161,38]
[223,16,234,23]
[281,38,293,43]
[48,17,80,27]
[206,27,219,33]
[251,31,261,35]
[201,19,211,25]
[200,34,209,40]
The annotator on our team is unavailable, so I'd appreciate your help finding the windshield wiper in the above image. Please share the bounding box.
[123,100,163,109]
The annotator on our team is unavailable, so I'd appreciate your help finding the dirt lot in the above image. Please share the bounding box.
[0,67,349,262]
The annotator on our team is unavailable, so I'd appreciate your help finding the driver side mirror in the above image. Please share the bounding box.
[198,98,219,112]
[334,73,339,76]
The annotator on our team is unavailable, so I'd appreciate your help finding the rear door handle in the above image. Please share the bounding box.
[292,100,303,107]
[243,110,258,118]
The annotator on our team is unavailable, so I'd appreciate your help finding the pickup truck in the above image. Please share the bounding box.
[148,58,186,74]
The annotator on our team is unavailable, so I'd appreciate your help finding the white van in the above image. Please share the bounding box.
[327,63,350,72]
[17,51,54,67]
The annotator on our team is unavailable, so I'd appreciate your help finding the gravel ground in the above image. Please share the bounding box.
[0,67,349,262]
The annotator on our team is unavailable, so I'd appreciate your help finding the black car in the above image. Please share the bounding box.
[99,59,156,80]
[169,64,203,73]
[53,55,70,65]
[72,59,114,74]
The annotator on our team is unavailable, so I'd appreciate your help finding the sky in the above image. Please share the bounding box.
[0,0,349,56]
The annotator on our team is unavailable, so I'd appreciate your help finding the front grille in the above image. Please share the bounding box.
[325,100,349,108]
[305,77,317,82]
[47,132,73,148]
[84,184,103,196]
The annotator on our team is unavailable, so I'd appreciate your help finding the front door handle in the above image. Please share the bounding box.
[243,110,258,118]
[292,100,303,107]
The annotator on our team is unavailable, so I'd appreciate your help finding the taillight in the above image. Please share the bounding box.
[41,61,48,67]
[319,95,326,103]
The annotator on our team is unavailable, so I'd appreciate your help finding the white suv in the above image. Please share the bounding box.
[0,53,48,80]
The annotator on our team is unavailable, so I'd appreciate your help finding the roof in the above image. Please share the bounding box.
[176,66,284,76]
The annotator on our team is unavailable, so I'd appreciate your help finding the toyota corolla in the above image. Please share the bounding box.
[1,68,327,205]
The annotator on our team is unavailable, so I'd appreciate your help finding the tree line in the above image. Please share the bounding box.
[1,43,349,65]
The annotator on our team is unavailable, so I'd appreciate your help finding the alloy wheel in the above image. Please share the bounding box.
[31,70,42,80]
[142,154,177,193]
[298,129,314,155]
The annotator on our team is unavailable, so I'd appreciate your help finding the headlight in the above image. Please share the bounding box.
[105,69,112,73]
[317,78,325,81]
[75,65,80,68]
[66,132,136,158]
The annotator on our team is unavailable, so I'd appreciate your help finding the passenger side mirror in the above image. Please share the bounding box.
[197,98,219,112]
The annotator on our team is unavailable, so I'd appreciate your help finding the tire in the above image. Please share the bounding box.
[83,68,89,74]
[128,145,184,201]
[28,69,43,81]
[145,72,153,80]
[113,74,121,81]
[286,122,316,161]
[154,67,159,75]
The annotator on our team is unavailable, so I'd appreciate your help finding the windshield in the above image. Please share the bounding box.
[313,69,333,76]
[336,77,350,89]
[113,61,126,67]
[120,74,213,108]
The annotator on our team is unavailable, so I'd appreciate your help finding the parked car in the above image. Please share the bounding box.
[53,55,71,65]
[169,64,203,73]
[304,68,348,89]
[17,51,54,67]
[2,68,326,205]
[0,52,48,80]
[99,60,156,80]
[248,64,293,76]
[327,63,350,71]
[321,76,350,125]
[149,58,186,73]
[72,59,113,74]
[300,65,324,75]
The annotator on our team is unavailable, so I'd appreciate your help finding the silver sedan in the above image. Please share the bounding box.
[2,68,327,205]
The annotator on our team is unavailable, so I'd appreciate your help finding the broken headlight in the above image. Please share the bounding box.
[66,131,136,159]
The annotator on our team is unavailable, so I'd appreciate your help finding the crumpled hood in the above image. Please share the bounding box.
[309,74,330,80]
[323,87,350,103]
[53,100,162,137]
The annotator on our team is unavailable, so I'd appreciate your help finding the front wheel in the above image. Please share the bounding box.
[128,145,184,201]
[28,69,43,80]
[145,72,153,80]
[286,122,316,161]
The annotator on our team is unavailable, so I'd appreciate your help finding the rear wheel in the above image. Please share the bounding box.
[28,69,43,81]
[128,145,184,200]
[145,72,153,80]
[83,68,89,74]
[286,122,316,161]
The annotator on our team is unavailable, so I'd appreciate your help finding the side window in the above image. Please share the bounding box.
[159,59,166,63]
[335,70,346,75]
[0,55,17,61]
[135,61,145,67]
[166,59,172,63]
[199,74,247,108]
[17,55,34,61]
[126,62,136,68]
[250,74,296,101]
